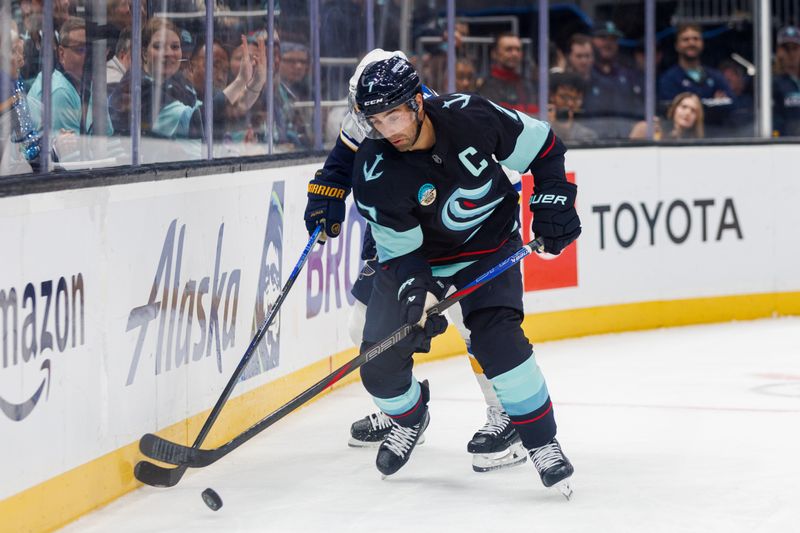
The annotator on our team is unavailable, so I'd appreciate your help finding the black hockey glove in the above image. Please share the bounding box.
[304,171,348,239]
[529,180,582,255]
[395,262,448,353]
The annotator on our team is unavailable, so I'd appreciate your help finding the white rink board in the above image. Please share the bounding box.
[1,144,799,504]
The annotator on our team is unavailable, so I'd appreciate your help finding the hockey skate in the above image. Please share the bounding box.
[376,410,430,477]
[376,381,431,477]
[349,412,393,447]
[529,438,574,500]
[467,406,527,472]
[349,411,427,448]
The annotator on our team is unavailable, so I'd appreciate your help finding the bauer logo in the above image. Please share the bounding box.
[124,219,242,386]
[521,172,579,291]
[0,273,86,421]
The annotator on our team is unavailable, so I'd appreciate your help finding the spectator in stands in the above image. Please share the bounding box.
[657,24,734,133]
[186,35,267,141]
[630,92,704,140]
[718,59,754,136]
[106,30,130,89]
[105,0,133,61]
[28,17,113,151]
[1,16,40,173]
[227,31,310,152]
[549,41,567,73]
[582,21,644,138]
[2,16,78,170]
[477,32,537,114]
[110,18,203,143]
[280,41,311,100]
[320,0,365,99]
[455,58,477,93]
[565,33,593,82]
[772,25,800,137]
[547,71,598,142]
[19,0,44,86]
[52,0,73,35]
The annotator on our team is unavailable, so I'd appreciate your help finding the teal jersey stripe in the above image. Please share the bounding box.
[499,111,550,173]
[369,221,423,262]
[373,379,421,416]
[491,355,550,416]
[499,384,550,416]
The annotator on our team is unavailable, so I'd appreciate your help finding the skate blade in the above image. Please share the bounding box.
[471,442,527,473]
[348,438,382,448]
[554,479,573,501]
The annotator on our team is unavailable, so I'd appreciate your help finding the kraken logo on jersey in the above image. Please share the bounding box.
[363,153,384,182]
[442,180,504,237]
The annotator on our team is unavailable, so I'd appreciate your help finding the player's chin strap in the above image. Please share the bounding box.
[407,97,424,147]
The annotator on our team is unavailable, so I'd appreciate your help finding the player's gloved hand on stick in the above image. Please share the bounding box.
[529,180,582,255]
[304,170,348,240]
[392,256,448,353]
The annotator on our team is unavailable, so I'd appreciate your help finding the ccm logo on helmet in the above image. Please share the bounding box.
[364,98,384,106]
[530,194,568,206]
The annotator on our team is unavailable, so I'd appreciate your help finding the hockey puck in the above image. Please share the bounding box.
[201,488,223,511]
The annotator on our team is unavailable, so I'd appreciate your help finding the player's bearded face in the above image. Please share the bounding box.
[368,105,419,150]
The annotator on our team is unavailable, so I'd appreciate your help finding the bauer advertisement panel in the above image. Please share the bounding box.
[2,144,800,502]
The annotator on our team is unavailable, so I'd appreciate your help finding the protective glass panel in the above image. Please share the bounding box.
[3,0,128,175]
[772,8,800,138]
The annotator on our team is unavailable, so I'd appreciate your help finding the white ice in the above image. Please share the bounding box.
[62,317,800,533]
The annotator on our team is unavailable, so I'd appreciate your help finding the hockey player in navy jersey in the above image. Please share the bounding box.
[304,50,527,473]
[349,56,580,495]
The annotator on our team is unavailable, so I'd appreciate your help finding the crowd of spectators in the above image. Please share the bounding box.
[1,0,800,175]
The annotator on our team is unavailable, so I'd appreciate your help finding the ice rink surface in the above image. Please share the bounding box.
[62,318,800,533]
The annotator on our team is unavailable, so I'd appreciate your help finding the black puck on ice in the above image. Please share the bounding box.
[201,488,223,511]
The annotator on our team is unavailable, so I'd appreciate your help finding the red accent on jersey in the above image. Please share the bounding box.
[510,401,553,425]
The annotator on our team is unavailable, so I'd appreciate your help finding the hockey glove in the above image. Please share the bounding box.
[304,171,348,239]
[529,180,582,255]
[396,269,448,353]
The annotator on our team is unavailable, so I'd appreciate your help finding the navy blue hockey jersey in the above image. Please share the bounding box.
[352,94,565,276]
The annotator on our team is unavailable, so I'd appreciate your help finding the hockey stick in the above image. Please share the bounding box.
[133,225,324,488]
[137,237,544,474]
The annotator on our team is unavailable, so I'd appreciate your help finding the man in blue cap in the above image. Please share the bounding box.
[582,20,644,139]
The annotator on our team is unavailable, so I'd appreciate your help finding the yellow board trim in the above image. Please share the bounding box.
[3,291,799,533]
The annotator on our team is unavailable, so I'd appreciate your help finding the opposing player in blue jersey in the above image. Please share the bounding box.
[304,50,528,473]
[350,56,580,496]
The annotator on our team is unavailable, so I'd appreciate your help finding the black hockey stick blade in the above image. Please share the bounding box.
[139,433,195,465]
[133,460,188,488]
[137,238,545,469]
[133,226,324,488]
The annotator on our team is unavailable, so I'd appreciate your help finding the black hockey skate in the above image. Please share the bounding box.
[376,381,430,477]
[349,412,394,448]
[529,438,574,500]
[467,406,527,472]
